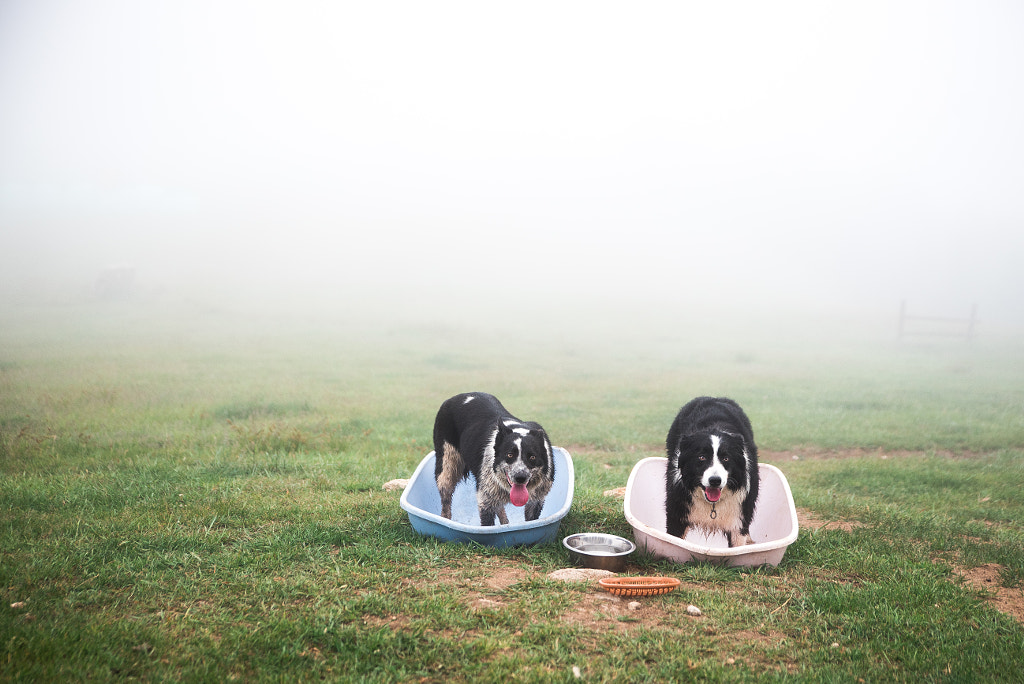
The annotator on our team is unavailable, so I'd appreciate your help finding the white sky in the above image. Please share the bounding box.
[1,1,1023,324]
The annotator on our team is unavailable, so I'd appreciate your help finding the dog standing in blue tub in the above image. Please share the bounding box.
[665,396,760,547]
[433,392,554,526]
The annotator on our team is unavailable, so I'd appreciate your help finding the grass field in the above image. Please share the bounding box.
[2,299,1023,682]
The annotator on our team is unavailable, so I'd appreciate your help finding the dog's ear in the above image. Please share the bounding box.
[725,432,746,453]
[678,433,699,450]
[668,434,694,463]
[537,428,553,459]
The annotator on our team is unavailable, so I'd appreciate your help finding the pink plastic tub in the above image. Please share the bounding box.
[623,457,799,567]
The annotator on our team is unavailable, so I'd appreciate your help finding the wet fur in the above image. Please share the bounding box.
[433,392,554,526]
[665,396,759,547]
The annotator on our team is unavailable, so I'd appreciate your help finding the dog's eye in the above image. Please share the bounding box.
[698,455,706,461]
[721,456,729,463]
[506,453,515,461]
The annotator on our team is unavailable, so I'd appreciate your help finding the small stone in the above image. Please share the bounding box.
[547,568,616,582]
[475,598,501,609]
[627,601,641,611]
[382,479,409,492]
[686,605,702,616]
[10,602,25,609]
[572,665,582,678]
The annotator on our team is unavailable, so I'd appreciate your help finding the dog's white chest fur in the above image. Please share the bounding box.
[687,488,746,536]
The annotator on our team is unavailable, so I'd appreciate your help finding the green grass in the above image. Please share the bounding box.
[2,302,1023,682]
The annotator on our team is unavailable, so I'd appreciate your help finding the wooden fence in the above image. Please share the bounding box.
[898,301,979,341]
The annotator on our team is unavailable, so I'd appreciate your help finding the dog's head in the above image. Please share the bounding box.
[671,431,750,503]
[491,420,553,507]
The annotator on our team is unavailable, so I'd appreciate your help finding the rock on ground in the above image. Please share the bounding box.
[547,568,616,582]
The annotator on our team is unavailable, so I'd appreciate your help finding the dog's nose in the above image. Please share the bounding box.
[513,472,529,485]
[708,476,722,488]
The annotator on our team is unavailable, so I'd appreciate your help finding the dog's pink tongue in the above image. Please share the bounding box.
[510,482,530,507]
[705,487,722,503]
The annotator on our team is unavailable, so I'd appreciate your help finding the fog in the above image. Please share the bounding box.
[2,1,1023,338]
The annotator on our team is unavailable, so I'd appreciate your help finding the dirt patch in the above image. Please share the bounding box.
[393,557,534,592]
[458,561,535,611]
[362,613,413,630]
[731,628,789,647]
[389,558,710,633]
[796,507,864,533]
[481,564,532,591]
[557,586,681,633]
[952,563,1024,626]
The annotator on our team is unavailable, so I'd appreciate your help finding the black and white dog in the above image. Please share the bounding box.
[433,392,554,526]
[665,396,759,547]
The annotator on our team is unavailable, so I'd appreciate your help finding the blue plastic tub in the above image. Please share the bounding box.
[400,447,574,547]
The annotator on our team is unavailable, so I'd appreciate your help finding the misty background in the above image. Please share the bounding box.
[1,1,1023,338]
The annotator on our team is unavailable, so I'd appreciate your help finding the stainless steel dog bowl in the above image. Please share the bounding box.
[563,533,635,571]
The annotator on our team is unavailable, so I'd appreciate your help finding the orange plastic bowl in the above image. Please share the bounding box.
[598,576,680,597]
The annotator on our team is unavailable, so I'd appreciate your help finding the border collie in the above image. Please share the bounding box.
[665,396,759,547]
[433,392,554,526]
